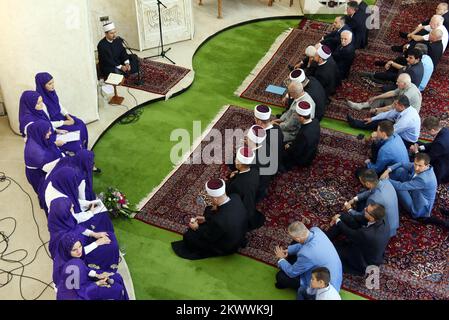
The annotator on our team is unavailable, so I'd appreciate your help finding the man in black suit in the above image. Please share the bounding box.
[172,179,248,260]
[411,116,449,184]
[326,203,390,276]
[321,16,352,52]
[345,1,367,49]
[305,45,341,96]
[333,30,356,79]
[283,101,321,170]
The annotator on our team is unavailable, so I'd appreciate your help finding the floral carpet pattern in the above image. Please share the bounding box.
[123,58,190,95]
[238,0,449,140]
[137,106,449,300]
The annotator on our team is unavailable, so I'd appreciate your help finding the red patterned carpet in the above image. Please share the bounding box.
[123,58,190,95]
[238,0,449,140]
[137,106,449,300]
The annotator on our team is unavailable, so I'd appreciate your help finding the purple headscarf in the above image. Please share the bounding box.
[47,167,82,213]
[52,231,84,287]
[35,72,65,120]
[24,120,62,169]
[18,90,51,136]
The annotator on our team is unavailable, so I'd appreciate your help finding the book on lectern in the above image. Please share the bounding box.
[105,73,124,86]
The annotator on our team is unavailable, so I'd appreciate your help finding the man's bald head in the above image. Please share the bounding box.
[430,28,444,42]
[430,15,444,28]
[397,73,412,89]
[436,3,448,15]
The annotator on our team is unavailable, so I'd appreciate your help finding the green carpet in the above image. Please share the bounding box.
[93,18,368,300]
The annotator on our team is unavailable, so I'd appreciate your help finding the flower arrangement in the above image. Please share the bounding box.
[99,187,139,218]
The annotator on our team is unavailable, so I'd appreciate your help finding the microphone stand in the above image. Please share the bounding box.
[146,0,175,64]
[121,37,144,86]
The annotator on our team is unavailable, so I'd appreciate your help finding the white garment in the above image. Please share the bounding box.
[307,284,341,300]
[42,103,64,129]
[45,182,68,211]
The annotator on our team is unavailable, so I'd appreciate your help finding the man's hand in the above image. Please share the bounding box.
[284,143,291,150]
[330,214,341,226]
[274,245,288,260]
[189,220,199,231]
[410,143,419,154]
[125,64,131,72]
[380,169,391,180]
[363,118,372,124]
[229,170,239,179]
[367,96,377,104]
[385,61,393,70]
[196,216,206,224]
[294,61,303,69]
[121,65,128,72]
[55,140,66,147]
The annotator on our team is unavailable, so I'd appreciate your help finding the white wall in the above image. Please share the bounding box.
[0,0,99,135]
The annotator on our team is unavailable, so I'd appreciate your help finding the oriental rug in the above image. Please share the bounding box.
[237,0,449,140]
[123,58,190,96]
[137,106,449,300]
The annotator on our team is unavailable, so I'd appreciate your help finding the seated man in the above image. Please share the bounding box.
[365,121,409,175]
[333,30,356,80]
[347,73,422,114]
[327,203,390,276]
[283,102,321,170]
[411,116,449,184]
[363,48,424,92]
[275,82,315,142]
[380,153,437,219]
[297,267,341,300]
[284,69,327,121]
[253,105,284,202]
[320,16,352,52]
[394,15,448,53]
[274,222,342,295]
[348,95,421,149]
[304,45,341,97]
[226,147,264,230]
[426,29,445,67]
[345,169,399,237]
[171,179,248,260]
[345,1,367,49]
[97,22,140,78]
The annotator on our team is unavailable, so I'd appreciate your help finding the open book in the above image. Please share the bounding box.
[105,73,124,86]
[57,130,80,143]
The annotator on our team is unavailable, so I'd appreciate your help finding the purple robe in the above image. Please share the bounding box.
[35,72,89,150]
[54,233,128,300]
[24,120,63,195]
[48,198,119,282]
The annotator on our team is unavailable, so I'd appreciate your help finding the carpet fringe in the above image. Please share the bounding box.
[233,28,294,98]
[137,105,231,210]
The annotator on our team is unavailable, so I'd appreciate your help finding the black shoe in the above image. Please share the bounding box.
[391,45,404,53]
[347,114,355,126]
[275,282,285,289]
[93,167,102,174]
[441,208,449,217]
[374,60,386,67]
[399,31,409,39]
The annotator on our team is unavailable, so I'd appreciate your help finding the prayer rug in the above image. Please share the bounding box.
[137,106,449,300]
[123,58,190,95]
[237,0,449,140]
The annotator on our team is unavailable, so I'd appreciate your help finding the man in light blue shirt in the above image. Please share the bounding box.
[274,222,342,295]
[365,121,409,174]
[415,43,434,91]
[344,169,400,237]
[381,153,438,219]
[369,95,421,148]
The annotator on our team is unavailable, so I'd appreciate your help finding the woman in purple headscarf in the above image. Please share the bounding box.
[53,232,128,300]
[35,72,89,150]
[48,197,119,276]
[24,120,64,195]
[19,90,83,155]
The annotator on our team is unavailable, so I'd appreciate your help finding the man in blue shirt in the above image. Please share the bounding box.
[365,121,409,175]
[274,222,342,295]
[414,43,434,91]
[367,95,421,149]
[345,169,400,237]
[381,153,438,219]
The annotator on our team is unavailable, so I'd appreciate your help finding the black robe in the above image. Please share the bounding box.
[226,168,264,230]
[333,43,356,80]
[284,118,321,169]
[304,76,328,121]
[345,9,367,49]
[171,194,248,260]
[97,37,139,78]
[426,40,444,67]
[306,57,341,96]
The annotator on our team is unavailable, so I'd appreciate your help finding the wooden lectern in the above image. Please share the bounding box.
[105,73,125,105]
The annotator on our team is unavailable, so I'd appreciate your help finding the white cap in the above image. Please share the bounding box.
[236,147,255,165]
[289,69,306,83]
[317,45,332,60]
[205,179,226,198]
[103,22,116,33]
[295,101,311,116]
[254,104,272,121]
[305,45,317,57]
[247,125,267,145]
